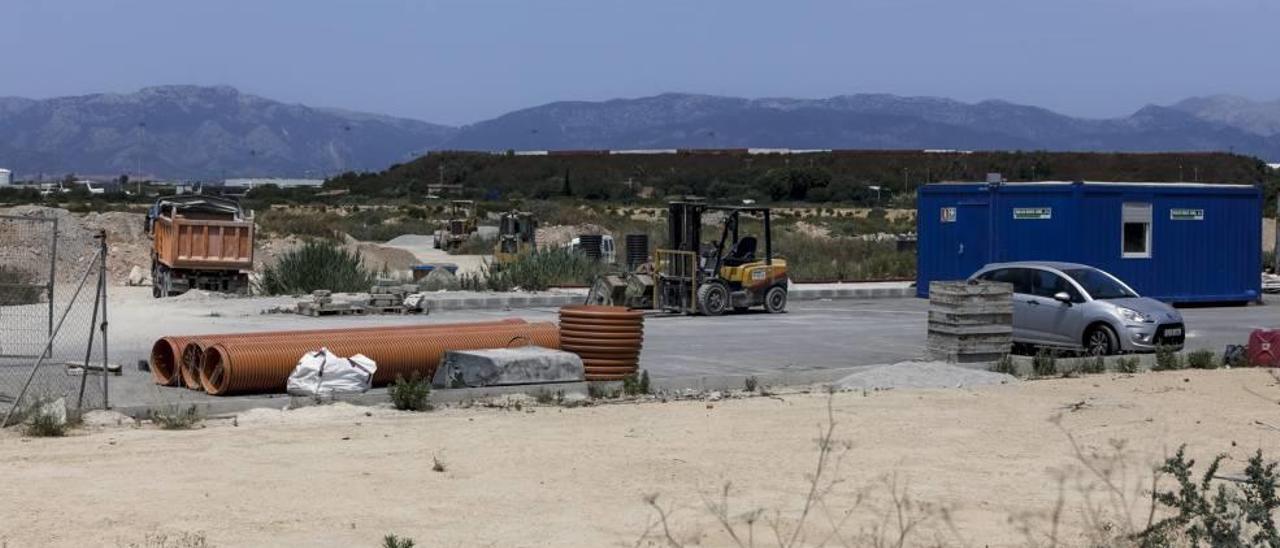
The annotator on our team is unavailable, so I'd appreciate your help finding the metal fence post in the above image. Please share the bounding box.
[48,217,58,358]
[99,230,110,408]
[74,251,102,412]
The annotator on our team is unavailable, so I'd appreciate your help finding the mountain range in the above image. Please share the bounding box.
[1,86,1278,179]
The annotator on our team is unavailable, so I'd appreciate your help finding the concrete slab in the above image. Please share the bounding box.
[434,346,584,388]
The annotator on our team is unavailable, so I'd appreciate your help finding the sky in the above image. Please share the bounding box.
[1,0,1276,126]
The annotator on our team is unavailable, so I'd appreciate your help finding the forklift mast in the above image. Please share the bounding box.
[666,200,706,253]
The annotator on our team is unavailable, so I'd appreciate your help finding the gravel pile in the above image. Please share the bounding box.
[834,361,1017,391]
[0,206,150,285]
[535,223,611,248]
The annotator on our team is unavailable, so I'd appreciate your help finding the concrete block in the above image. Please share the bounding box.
[927,322,1013,336]
[433,346,585,388]
[928,310,1013,326]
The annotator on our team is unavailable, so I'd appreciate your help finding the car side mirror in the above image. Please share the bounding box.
[1052,292,1072,305]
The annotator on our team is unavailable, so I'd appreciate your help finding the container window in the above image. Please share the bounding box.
[1122,203,1152,258]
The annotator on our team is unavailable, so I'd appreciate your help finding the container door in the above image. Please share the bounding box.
[939,202,990,280]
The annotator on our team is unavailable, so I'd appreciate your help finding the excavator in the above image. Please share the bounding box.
[587,199,789,315]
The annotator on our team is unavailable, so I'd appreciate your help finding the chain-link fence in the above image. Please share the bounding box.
[1,215,110,425]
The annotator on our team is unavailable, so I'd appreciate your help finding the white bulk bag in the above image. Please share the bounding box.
[287,347,377,396]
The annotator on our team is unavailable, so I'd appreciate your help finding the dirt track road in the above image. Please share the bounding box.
[2,368,1278,547]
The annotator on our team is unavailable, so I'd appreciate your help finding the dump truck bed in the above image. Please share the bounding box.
[153,215,254,270]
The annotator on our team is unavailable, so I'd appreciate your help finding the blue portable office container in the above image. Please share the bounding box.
[916,181,1261,304]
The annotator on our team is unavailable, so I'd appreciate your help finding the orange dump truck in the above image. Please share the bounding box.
[145,195,254,298]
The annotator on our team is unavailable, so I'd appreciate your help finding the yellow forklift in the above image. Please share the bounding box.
[493,210,537,265]
[587,199,789,315]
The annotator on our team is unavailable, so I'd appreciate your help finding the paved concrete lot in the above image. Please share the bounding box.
[26,286,1276,410]
[1179,303,1279,353]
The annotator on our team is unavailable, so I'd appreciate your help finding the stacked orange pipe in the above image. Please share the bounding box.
[199,322,560,396]
[168,319,526,391]
[558,305,644,380]
[150,336,200,386]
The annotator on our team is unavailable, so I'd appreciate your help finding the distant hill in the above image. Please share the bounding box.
[441,93,1280,160]
[2,87,1279,179]
[1171,95,1280,137]
[0,86,455,179]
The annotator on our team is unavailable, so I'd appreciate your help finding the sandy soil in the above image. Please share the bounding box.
[382,234,490,275]
[2,369,1278,547]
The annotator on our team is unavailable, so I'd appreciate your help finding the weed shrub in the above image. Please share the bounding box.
[990,355,1019,377]
[382,534,416,548]
[460,248,607,292]
[1154,346,1184,371]
[390,373,432,411]
[1186,349,1219,370]
[623,370,651,396]
[776,231,914,282]
[1138,445,1280,547]
[345,219,437,242]
[1032,348,1058,377]
[24,408,67,437]
[0,265,44,305]
[259,240,374,295]
[149,405,202,430]
[1116,356,1141,374]
[744,376,759,392]
[1082,355,1107,375]
[588,383,621,399]
[256,209,342,240]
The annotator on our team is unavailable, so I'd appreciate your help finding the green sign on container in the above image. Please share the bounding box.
[1012,207,1052,220]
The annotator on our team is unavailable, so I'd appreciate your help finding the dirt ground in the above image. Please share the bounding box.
[2,369,1278,547]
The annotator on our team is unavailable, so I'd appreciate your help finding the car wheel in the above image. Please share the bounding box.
[697,282,729,316]
[764,286,787,313]
[1084,324,1119,356]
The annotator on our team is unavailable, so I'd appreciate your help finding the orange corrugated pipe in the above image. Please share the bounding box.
[181,319,529,389]
[558,305,645,381]
[150,336,200,386]
[159,319,527,388]
[199,322,560,396]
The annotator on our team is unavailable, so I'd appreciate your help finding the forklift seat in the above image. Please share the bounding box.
[722,236,757,266]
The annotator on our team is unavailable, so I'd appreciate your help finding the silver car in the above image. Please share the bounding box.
[968,261,1185,355]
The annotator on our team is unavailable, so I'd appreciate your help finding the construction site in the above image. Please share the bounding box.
[2,182,1280,547]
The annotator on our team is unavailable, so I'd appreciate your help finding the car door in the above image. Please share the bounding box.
[981,268,1036,342]
[1023,268,1083,346]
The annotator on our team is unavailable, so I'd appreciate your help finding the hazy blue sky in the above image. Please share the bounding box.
[2,0,1275,125]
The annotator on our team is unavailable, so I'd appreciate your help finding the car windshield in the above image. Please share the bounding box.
[1062,268,1137,300]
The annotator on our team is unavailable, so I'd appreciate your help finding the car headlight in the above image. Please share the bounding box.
[1118,307,1154,324]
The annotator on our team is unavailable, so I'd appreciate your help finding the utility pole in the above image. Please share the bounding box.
[1274,193,1279,274]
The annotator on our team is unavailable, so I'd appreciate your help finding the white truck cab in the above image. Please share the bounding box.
[566,235,615,264]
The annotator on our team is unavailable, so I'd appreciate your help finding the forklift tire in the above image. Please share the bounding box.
[697,282,729,316]
[764,286,787,314]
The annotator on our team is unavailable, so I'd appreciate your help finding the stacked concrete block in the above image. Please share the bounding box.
[927,281,1013,363]
[367,283,420,312]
